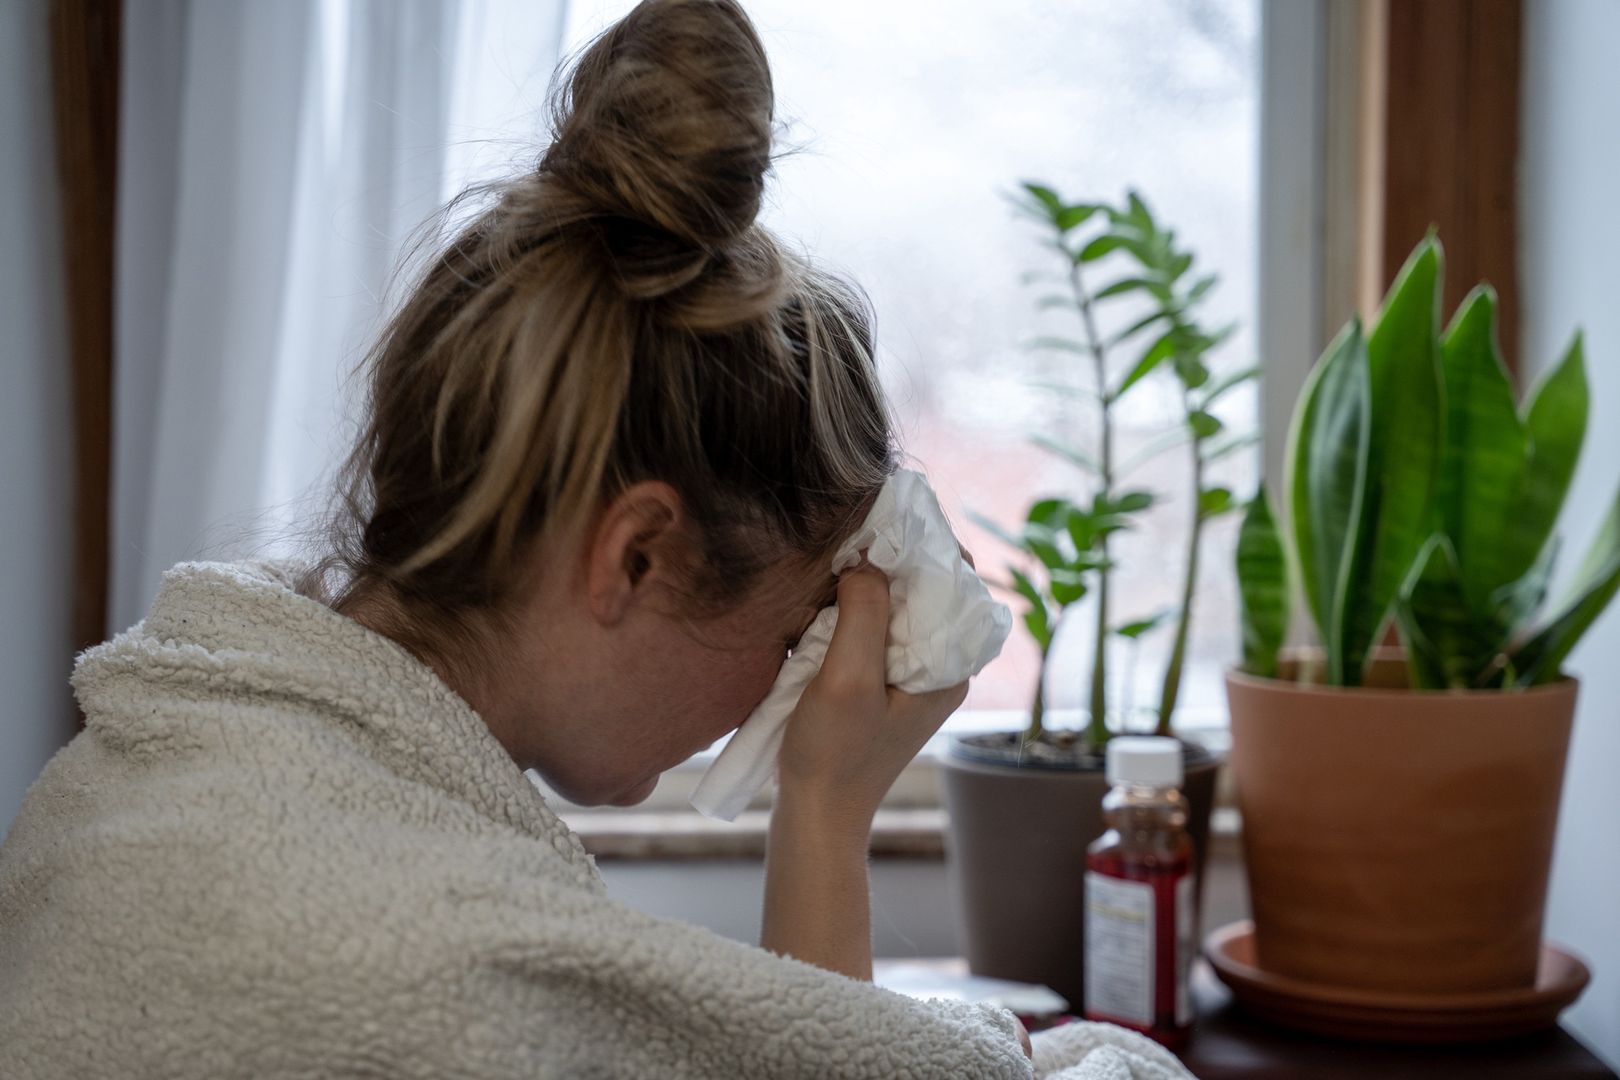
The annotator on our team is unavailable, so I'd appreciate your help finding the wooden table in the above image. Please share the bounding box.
[874,957,1614,1077]
[1180,961,1615,1078]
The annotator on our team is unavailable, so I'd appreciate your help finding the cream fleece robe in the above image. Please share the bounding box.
[0,561,1195,1080]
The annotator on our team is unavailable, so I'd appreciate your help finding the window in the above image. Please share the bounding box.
[114,1,1285,833]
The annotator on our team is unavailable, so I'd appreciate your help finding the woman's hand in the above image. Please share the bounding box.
[776,562,969,831]
[760,554,976,981]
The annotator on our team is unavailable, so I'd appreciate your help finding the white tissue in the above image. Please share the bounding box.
[689,468,1014,821]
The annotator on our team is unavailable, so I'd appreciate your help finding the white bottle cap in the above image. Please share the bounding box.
[1106,736,1183,787]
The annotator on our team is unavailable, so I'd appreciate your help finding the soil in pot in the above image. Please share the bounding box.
[941,732,1220,1011]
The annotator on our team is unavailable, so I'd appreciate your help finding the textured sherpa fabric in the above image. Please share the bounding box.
[0,561,1196,1080]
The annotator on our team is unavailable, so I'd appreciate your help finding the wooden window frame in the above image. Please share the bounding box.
[50,0,121,691]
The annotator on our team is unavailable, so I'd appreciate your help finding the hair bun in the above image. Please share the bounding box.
[545,0,774,253]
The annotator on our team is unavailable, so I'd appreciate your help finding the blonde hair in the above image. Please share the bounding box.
[312,0,897,659]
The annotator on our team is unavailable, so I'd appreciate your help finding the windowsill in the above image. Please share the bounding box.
[545,707,1238,860]
[565,807,954,860]
[565,801,1243,861]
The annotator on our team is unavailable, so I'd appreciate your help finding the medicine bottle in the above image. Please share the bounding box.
[1083,736,1194,1049]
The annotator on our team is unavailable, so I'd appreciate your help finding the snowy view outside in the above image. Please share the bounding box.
[554,0,1264,730]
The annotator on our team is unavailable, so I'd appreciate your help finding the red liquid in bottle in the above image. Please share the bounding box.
[1083,738,1194,1050]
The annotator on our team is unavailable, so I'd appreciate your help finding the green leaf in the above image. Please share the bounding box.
[1109,491,1157,514]
[1036,294,1078,312]
[1027,498,1070,527]
[1173,352,1211,390]
[1113,330,1176,399]
[1504,333,1589,584]
[1022,609,1052,649]
[1342,237,1445,682]
[1285,318,1372,685]
[1186,274,1219,304]
[1078,234,1128,263]
[1029,434,1099,474]
[1104,206,1139,230]
[1202,365,1260,407]
[1512,486,1620,686]
[1009,565,1043,605]
[1490,537,1558,643]
[1236,489,1288,678]
[1116,611,1173,639]
[1024,500,1076,568]
[1055,204,1101,232]
[1048,567,1090,606]
[1094,277,1158,301]
[1187,410,1223,439]
[1107,310,1172,349]
[1020,182,1063,219]
[1022,523,1066,570]
[1009,566,1053,650]
[1201,432,1261,463]
[1198,487,1235,518]
[1127,190,1154,227]
[1435,286,1528,609]
[1395,534,1500,689]
[1086,495,1136,537]
[1064,509,1097,555]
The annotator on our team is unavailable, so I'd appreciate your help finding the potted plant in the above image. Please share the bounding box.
[940,185,1254,1007]
[1228,233,1620,995]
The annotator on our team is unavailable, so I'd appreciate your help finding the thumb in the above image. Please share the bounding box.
[822,563,891,685]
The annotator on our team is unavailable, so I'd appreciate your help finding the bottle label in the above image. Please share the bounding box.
[1084,872,1155,1027]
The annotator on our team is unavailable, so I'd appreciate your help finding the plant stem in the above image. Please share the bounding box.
[1123,638,1140,731]
[1157,393,1204,736]
[1070,258,1113,750]
[1025,640,1049,743]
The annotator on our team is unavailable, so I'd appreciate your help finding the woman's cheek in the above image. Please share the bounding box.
[703,645,786,738]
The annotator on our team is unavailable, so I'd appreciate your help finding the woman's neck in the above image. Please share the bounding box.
[337,585,537,770]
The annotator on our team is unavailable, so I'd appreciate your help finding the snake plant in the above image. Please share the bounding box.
[1237,234,1620,689]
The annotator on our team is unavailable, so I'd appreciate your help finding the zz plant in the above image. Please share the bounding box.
[979,184,1254,750]
[1237,234,1620,689]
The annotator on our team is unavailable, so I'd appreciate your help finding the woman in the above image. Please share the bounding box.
[0,3,1191,1077]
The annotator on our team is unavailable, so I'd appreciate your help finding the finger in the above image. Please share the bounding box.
[822,564,890,685]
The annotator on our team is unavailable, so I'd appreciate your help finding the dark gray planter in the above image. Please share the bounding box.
[940,736,1220,1011]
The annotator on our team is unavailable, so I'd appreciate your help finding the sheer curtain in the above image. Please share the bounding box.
[112,0,570,632]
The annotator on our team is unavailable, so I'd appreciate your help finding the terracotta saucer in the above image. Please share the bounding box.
[1204,920,1591,1044]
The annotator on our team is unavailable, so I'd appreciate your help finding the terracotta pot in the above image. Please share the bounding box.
[940,741,1220,1010]
[1225,665,1576,995]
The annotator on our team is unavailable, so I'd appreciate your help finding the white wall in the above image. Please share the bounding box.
[1522,1,1620,1067]
[0,0,77,836]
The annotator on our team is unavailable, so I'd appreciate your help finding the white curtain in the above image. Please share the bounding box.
[112,0,571,632]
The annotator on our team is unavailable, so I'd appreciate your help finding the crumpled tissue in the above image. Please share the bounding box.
[690,468,1014,821]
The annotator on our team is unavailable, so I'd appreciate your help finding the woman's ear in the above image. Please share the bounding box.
[584,481,684,626]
